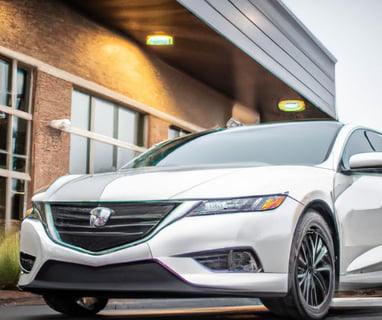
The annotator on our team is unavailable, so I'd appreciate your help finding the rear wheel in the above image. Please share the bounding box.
[43,294,108,316]
[262,211,335,320]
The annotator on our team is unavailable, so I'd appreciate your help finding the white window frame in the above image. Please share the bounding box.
[61,90,148,174]
[50,118,147,153]
[0,57,33,227]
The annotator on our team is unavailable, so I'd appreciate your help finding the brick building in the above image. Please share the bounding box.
[0,0,336,231]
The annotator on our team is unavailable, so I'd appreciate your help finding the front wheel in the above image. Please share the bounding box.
[262,211,335,320]
[43,294,108,316]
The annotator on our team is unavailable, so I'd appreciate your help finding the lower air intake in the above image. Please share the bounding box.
[187,248,262,273]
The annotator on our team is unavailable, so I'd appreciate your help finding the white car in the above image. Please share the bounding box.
[19,121,382,319]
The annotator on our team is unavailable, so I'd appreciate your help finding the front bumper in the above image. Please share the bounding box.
[18,198,301,297]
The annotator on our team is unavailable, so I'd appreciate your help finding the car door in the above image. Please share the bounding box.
[335,129,382,282]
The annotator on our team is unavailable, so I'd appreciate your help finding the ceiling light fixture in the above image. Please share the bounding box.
[278,100,306,112]
[146,34,174,46]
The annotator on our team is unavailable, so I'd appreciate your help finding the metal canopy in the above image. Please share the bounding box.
[65,0,336,122]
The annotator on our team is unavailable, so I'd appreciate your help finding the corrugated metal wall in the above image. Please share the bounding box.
[178,0,337,118]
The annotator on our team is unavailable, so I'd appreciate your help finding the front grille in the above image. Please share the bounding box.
[50,202,179,252]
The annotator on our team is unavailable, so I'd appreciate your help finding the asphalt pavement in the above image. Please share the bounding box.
[3,289,382,316]
[3,288,382,307]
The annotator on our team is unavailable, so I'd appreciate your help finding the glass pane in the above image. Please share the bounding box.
[94,141,114,173]
[0,111,8,152]
[168,127,179,139]
[117,147,136,169]
[117,108,139,168]
[70,135,89,174]
[125,122,342,169]
[94,98,114,137]
[11,179,24,220]
[12,155,26,172]
[118,108,137,143]
[0,59,10,106]
[0,152,6,169]
[366,131,382,152]
[342,130,374,169]
[70,91,91,174]
[93,98,115,173]
[0,176,5,221]
[71,90,90,129]
[12,116,28,156]
[16,68,27,112]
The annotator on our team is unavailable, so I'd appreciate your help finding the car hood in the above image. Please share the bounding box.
[36,165,333,202]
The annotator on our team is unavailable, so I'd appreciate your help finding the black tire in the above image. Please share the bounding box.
[262,210,335,320]
[43,294,108,316]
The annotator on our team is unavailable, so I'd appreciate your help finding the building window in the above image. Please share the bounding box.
[168,125,190,139]
[0,56,32,227]
[70,90,146,174]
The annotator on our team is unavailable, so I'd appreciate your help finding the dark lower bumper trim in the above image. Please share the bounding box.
[22,260,197,296]
[20,260,282,298]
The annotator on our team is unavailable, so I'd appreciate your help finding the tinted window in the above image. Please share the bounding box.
[366,131,382,152]
[342,130,374,169]
[123,121,342,169]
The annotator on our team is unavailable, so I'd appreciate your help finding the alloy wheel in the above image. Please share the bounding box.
[297,226,333,307]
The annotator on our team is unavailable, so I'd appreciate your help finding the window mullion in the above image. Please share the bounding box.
[113,105,118,170]
[7,60,16,171]
[88,96,95,174]
[0,105,32,120]
[6,114,13,171]
[24,118,32,175]
[26,67,34,114]
[11,59,17,109]
[24,67,33,174]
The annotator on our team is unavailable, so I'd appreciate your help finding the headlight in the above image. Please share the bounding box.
[188,194,287,216]
[27,202,47,225]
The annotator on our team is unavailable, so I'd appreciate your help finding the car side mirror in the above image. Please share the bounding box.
[349,152,382,169]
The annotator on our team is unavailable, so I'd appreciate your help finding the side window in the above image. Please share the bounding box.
[342,130,373,169]
[366,131,382,152]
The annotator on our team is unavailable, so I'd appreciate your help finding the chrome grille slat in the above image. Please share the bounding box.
[50,202,179,252]
[111,214,165,220]
[58,231,145,236]
[54,222,157,229]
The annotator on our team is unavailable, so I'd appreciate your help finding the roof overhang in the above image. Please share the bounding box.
[65,0,336,122]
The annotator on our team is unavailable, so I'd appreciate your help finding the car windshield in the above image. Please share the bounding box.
[122,121,342,169]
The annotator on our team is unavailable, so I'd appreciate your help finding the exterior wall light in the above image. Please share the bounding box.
[146,34,174,46]
[278,100,306,112]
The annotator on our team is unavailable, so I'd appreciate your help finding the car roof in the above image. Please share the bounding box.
[222,120,344,132]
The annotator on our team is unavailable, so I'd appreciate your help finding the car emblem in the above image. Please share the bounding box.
[90,207,114,228]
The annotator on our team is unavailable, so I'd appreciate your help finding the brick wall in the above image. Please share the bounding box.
[0,0,232,129]
[31,71,71,193]
[0,0,235,197]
